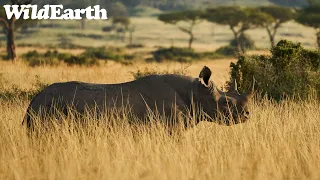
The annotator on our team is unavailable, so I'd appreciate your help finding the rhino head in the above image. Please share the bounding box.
[198,66,255,125]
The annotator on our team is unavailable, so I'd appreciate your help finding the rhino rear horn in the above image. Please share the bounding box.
[199,66,211,86]
[247,77,255,98]
[228,79,238,92]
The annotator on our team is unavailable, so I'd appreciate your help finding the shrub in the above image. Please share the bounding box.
[215,45,238,56]
[22,50,98,67]
[63,55,99,66]
[126,44,145,49]
[131,66,190,80]
[151,47,223,62]
[228,40,320,100]
[0,75,50,100]
[230,33,256,50]
[23,50,60,67]
[82,47,124,61]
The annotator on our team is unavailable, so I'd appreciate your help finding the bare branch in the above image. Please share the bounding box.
[0,18,9,29]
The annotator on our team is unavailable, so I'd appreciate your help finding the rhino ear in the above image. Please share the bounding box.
[199,66,212,86]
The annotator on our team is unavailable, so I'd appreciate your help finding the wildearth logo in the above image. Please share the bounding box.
[3,5,108,20]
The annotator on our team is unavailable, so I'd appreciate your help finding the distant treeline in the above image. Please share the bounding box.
[0,0,317,10]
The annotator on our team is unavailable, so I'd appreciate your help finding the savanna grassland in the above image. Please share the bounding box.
[0,17,320,180]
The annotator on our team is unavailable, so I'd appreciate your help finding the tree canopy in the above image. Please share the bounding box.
[296,3,320,48]
[158,10,203,49]
[204,6,264,53]
[258,6,296,47]
[296,3,320,29]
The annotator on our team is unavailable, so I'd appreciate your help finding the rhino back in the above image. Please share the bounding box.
[27,75,196,117]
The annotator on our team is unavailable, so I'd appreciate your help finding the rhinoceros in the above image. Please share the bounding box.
[22,66,255,129]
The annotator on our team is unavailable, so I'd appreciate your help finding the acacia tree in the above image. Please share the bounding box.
[112,16,130,42]
[204,7,260,54]
[259,6,296,47]
[0,0,32,61]
[158,10,203,49]
[296,3,320,49]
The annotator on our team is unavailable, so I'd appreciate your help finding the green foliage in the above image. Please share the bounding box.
[126,44,145,49]
[215,46,238,56]
[63,55,99,66]
[0,75,49,101]
[205,6,248,27]
[112,16,131,29]
[158,10,203,48]
[158,10,203,24]
[0,6,38,31]
[259,6,296,23]
[23,50,60,67]
[81,47,137,65]
[109,2,129,17]
[230,33,255,50]
[229,40,320,100]
[82,47,124,61]
[204,6,264,53]
[151,47,224,62]
[131,66,190,80]
[296,3,320,29]
[269,0,309,7]
[22,50,99,67]
[129,5,162,17]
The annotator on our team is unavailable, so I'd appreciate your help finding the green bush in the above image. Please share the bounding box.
[63,55,99,66]
[126,44,145,49]
[23,50,60,67]
[151,47,223,62]
[230,33,255,50]
[82,47,124,61]
[22,50,98,67]
[131,66,190,80]
[215,45,237,56]
[229,40,320,100]
[0,75,50,100]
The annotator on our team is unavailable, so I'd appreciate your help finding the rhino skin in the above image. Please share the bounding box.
[22,66,255,129]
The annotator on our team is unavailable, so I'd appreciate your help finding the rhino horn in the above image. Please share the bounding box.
[228,78,238,92]
[214,87,222,101]
[247,77,255,98]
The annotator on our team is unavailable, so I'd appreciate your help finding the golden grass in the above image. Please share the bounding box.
[0,60,319,180]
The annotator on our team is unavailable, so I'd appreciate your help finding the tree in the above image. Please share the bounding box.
[109,2,128,17]
[112,16,130,42]
[268,0,309,7]
[204,7,260,54]
[158,10,203,49]
[0,0,32,61]
[66,0,92,30]
[296,3,320,49]
[259,6,296,47]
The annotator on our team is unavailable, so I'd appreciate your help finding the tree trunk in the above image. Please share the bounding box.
[317,31,320,49]
[80,19,85,30]
[7,18,16,61]
[129,31,133,46]
[188,33,194,49]
[270,35,275,48]
[234,35,242,55]
[230,26,243,55]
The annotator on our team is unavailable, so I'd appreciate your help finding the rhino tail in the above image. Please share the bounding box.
[22,91,43,129]
[22,101,35,129]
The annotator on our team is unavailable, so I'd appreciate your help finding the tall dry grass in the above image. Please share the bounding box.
[0,60,319,180]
